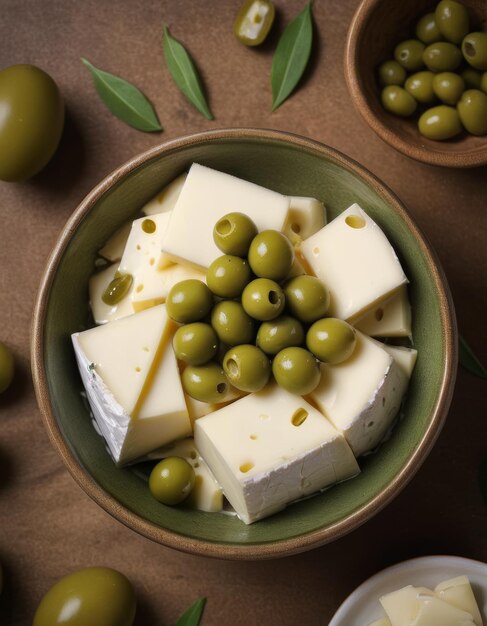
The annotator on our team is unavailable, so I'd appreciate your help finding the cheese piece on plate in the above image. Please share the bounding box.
[310,331,408,457]
[98,221,132,262]
[161,163,290,269]
[283,196,326,245]
[379,343,418,379]
[89,263,134,324]
[353,286,412,337]
[142,173,187,216]
[299,204,408,320]
[380,586,435,626]
[435,576,483,626]
[72,304,191,465]
[145,438,223,512]
[194,384,359,524]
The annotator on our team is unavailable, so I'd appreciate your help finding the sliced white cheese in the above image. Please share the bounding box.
[98,221,132,262]
[299,204,408,320]
[283,196,326,245]
[435,576,483,626]
[194,384,359,524]
[161,163,290,269]
[353,286,412,337]
[145,438,223,512]
[380,586,435,626]
[89,263,134,324]
[379,343,418,379]
[412,596,477,626]
[142,173,187,216]
[310,331,408,457]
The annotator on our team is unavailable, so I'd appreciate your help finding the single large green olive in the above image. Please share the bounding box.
[241,278,285,321]
[394,39,426,71]
[182,362,231,403]
[418,105,462,140]
[0,64,64,182]
[457,89,487,135]
[423,42,462,72]
[206,255,252,298]
[166,279,213,323]
[381,86,417,117]
[405,71,436,104]
[213,212,258,256]
[223,344,271,392]
[248,230,294,281]
[234,0,275,46]
[432,71,465,104]
[461,67,482,89]
[211,300,255,346]
[272,347,321,395]
[173,322,218,365]
[256,315,304,355]
[462,32,487,71]
[33,567,136,626]
[0,342,14,394]
[378,60,406,86]
[306,318,357,364]
[149,457,195,505]
[415,12,443,44]
[435,0,470,44]
[283,275,330,323]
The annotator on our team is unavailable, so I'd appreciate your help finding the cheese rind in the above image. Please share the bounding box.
[194,384,359,524]
[300,204,408,320]
[283,196,326,245]
[89,263,134,324]
[353,286,412,337]
[142,173,187,216]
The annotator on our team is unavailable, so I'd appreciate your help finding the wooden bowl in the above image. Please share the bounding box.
[345,0,487,167]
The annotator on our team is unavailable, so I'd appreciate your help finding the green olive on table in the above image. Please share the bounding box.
[173,322,218,365]
[182,361,230,403]
[234,0,275,46]
[394,39,425,71]
[166,279,213,323]
[405,71,436,104]
[418,105,462,140]
[0,342,14,394]
[33,567,136,626]
[284,275,330,323]
[0,64,64,182]
[211,300,255,346]
[432,72,465,104]
[378,60,406,86]
[461,67,482,89]
[223,344,270,392]
[381,86,417,117]
[149,456,195,505]
[206,254,252,298]
[457,89,487,135]
[272,347,321,396]
[248,230,294,281]
[306,318,357,365]
[256,315,304,355]
[423,42,462,72]
[213,212,258,256]
[241,278,285,321]
[435,0,470,44]
[462,32,487,71]
[415,12,443,45]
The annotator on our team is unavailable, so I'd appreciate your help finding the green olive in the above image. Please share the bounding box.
[415,12,443,44]
[234,0,275,46]
[462,32,487,71]
[461,67,482,88]
[33,567,136,626]
[172,323,218,365]
[435,0,470,44]
[223,345,271,392]
[405,71,436,104]
[394,39,426,71]
[457,89,487,135]
[256,315,304,355]
[248,230,294,281]
[101,271,133,305]
[432,72,465,104]
[272,347,321,395]
[283,275,330,323]
[206,255,252,298]
[166,279,213,323]
[213,212,258,256]
[481,72,487,93]
[182,362,231,402]
[378,60,407,86]
[306,318,357,364]
[211,300,255,345]
[418,104,462,140]
[423,42,462,72]
[0,342,14,394]
[149,456,195,505]
[0,64,64,182]
[241,278,285,321]
[381,86,417,117]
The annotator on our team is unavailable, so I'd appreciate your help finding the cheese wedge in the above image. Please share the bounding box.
[89,263,134,324]
[142,173,187,216]
[379,343,418,379]
[98,221,132,262]
[435,576,483,626]
[283,196,326,245]
[353,286,412,338]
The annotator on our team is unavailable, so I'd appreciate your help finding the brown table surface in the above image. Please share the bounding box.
[1,1,486,624]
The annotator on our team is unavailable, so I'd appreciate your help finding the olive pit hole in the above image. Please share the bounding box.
[268,290,279,305]
[226,358,239,377]
[345,215,366,229]
[217,382,227,394]
[216,219,232,236]
[464,42,475,57]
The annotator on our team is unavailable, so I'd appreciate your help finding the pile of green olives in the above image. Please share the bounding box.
[166,212,358,401]
[377,0,487,139]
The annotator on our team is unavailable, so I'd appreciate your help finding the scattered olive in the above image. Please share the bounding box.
[149,456,195,505]
[182,362,231,403]
[256,315,305,355]
[394,39,426,71]
[213,212,258,256]
[206,254,252,298]
[241,278,285,321]
[211,300,255,346]
[248,230,294,281]
[457,89,487,135]
[173,322,218,365]
[381,86,417,117]
[405,71,436,104]
[432,71,465,104]
[418,104,462,140]
[378,60,407,86]
[0,342,14,394]
[306,318,357,365]
[223,344,271,392]
[166,279,213,323]
[462,32,487,71]
[234,0,275,46]
[272,347,321,396]
[435,0,470,44]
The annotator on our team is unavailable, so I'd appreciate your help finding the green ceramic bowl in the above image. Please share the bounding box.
[31,128,457,560]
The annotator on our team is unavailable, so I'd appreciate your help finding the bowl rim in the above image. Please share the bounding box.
[31,127,458,560]
[344,0,487,168]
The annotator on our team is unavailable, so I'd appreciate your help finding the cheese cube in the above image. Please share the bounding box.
[142,173,187,216]
[283,196,326,245]
[310,331,408,457]
[98,221,132,262]
[89,263,134,324]
[300,204,408,320]
[194,385,359,524]
[435,577,483,626]
[185,387,246,428]
[161,163,290,269]
[379,343,418,379]
[353,286,412,337]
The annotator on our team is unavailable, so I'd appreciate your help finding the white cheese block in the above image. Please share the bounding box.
[379,343,418,379]
[353,286,412,337]
[310,331,408,457]
[89,263,134,324]
[299,204,408,320]
[283,196,326,245]
[194,384,359,524]
[161,163,290,269]
[380,586,435,626]
[412,597,477,626]
[98,221,132,262]
[142,173,187,216]
[145,438,223,512]
[435,576,483,626]
[185,387,246,428]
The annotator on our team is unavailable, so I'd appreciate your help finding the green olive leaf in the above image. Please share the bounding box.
[163,26,213,120]
[459,334,487,379]
[271,2,313,111]
[81,58,162,132]
[174,597,207,626]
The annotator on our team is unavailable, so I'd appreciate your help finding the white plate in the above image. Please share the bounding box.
[329,555,487,626]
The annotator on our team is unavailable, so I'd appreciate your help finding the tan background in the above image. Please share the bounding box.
[0,1,486,624]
